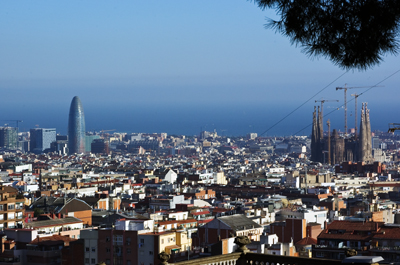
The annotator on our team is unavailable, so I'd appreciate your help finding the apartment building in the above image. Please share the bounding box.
[0,186,24,229]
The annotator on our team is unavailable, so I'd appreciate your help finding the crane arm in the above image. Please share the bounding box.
[388,123,400,133]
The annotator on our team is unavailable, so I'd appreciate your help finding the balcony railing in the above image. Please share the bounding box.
[371,246,400,251]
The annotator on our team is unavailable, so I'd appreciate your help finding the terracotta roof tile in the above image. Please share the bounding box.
[295,237,318,246]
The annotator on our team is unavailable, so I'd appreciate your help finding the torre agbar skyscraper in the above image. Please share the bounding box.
[68,96,86,154]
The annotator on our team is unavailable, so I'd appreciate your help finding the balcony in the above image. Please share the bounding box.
[370,246,400,252]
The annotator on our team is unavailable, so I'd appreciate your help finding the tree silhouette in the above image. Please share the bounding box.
[253,0,400,70]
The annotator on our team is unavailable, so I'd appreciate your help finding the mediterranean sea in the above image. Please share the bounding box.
[6,101,397,137]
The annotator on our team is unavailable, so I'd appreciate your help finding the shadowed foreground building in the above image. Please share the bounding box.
[68,96,86,154]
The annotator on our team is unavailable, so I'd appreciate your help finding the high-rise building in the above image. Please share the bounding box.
[85,133,100,152]
[68,96,86,154]
[91,139,110,154]
[0,127,18,150]
[372,136,380,149]
[30,128,56,154]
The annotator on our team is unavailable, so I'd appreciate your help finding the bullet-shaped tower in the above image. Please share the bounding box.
[68,96,86,154]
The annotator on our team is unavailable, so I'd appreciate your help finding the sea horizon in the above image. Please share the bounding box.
[4,101,397,138]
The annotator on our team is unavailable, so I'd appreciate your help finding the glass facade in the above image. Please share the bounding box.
[85,134,100,152]
[30,128,56,153]
[68,96,86,154]
[0,127,18,150]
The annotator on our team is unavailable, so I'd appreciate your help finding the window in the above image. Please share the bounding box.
[7,204,14,210]
[127,248,131,254]
[0,205,3,211]
[106,248,110,253]
[8,213,14,220]
[91,258,96,264]
[126,237,131,245]
[85,258,89,264]
[149,251,153,255]
[114,235,123,245]
[91,247,96,252]
[161,239,164,244]
[106,259,110,265]
[106,237,110,242]
[127,261,131,265]
[140,238,144,244]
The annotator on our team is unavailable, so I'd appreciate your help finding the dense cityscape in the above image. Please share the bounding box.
[0,95,399,265]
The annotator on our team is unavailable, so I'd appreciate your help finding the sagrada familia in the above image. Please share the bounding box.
[311,103,372,164]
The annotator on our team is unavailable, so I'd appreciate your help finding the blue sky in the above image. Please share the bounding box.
[1,1,399,135]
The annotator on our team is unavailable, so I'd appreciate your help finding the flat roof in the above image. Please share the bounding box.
[25,217,83,229]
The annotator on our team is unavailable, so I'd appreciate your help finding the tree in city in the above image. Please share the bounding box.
[252,0,400,70]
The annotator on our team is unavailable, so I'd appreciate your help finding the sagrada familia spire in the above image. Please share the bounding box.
[310,102,372,164]
[311,106,318,161]
[311,106,324,162]
[359,102,372,163]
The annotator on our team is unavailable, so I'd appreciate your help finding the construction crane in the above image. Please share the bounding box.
[350,93,360,140]
[100,129,116,134]
[0,120,23,130]
[100,129,116,139]
[314,99,339,133]
[327,119,331,165]
[336,84,383,134]
[388,123,400,133]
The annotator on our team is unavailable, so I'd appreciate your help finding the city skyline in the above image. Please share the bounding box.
[1,1,399,136]
[0,99,397,137]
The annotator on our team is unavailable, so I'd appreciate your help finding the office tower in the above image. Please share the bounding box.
[68,96,86,154]
[30,128,56,154]
[56,135,68,141]
[85,134,100,152]
[372,136,380,149]
[0,127,18,150]
[91,139,110,154]
[247,133,258,140]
